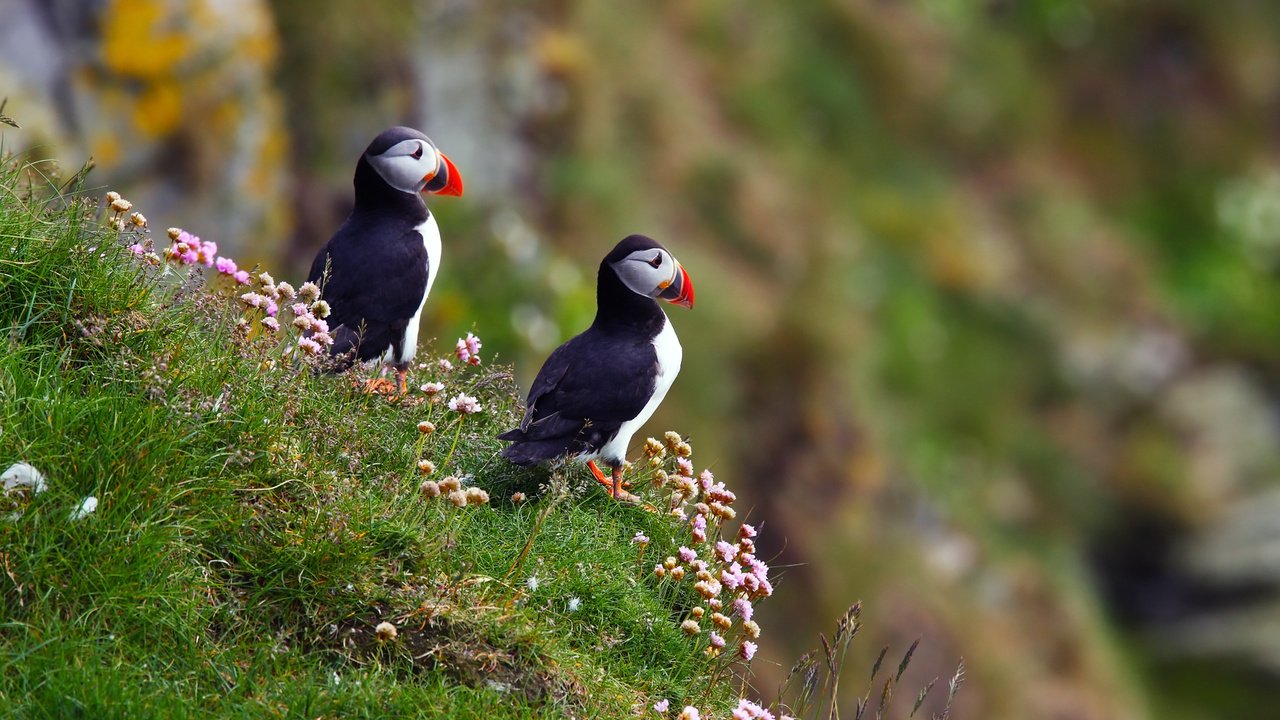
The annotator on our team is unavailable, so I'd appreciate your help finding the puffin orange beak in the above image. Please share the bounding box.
[424,152,464,197]
[659,263,694,309]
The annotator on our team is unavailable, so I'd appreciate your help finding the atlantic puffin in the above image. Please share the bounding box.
[499,235,695,499]
[306,126,463,393]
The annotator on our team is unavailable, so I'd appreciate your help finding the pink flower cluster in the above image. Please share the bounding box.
[455,332,482,365]
[648,433,767,671]
[730,698,773,719]
[163,228,250,284]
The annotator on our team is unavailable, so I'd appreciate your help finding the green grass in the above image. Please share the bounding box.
[0,157,745,717]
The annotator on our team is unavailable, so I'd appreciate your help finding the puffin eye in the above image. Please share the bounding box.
[411,144,424,160]
[647,254,663,268]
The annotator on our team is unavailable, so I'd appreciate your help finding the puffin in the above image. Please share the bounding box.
[499,235,695,499]
[306,126,464,393]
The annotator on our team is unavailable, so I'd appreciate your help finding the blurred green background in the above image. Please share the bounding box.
[4,0,1280,717]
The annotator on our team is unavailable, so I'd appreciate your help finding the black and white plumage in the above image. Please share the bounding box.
[306,126,463,391]
[499,234,695,498]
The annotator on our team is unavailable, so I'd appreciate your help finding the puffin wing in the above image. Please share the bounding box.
[505,332,657,440]
[308,224,429,359]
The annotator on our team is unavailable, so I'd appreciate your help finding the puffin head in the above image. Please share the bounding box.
[605,234,695,309]
[363,126,464,197]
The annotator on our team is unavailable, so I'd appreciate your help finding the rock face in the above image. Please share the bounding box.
[0,0,288,260]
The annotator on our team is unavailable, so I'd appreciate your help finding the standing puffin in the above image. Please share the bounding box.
[499,235,695,499]
[307,126,463,393]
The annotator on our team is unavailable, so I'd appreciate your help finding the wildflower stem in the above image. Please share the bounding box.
[439,416,465,473]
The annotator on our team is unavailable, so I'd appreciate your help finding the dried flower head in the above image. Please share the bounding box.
[678,706,701,720]
[447,490,468,508]
[439,476,462,493]
[310,300,331,319]
[130,212,147,227]
[417,459,436,475]
[511,492,527,504]
[464,487,490,505]
[743,620,760,639]
[261,317,280,333]
[106,191,121,204]
[654,565,666,578]
[420,382,444,396]
[670,566,686,581]
[711,612,732,630]
[417,420,435,434]
[680,619,700,636]
[110,197,133,213]
[375,621,397,642]
[421,480,441,498]
[297,282,321,303]
[643,437,665,458]
[663,431,683,450]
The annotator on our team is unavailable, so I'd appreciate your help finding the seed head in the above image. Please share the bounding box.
[447,490,468,508]
[167,227,182,240]
[417,459,436,475]
[421,480,441,498]
[375,621,397,642]
[691,606,705,619]
[669,566,686,581]
[276,281,296,300]
[511,492,527,504]
[654,565,666,578]
[439,476,462,493]
[417,420,435,434]
[464,487,490,505]
[130,212,147,227]
[680,619,700,636]
[711,612,732,630]
[663,431,683,450]
[743,619,760,639]
[105,191,121,203]
[297,282,321,303]
[310,300,331,319]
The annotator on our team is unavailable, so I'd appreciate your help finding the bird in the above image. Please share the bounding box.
[306,126,463,394]
[499,234,695,500]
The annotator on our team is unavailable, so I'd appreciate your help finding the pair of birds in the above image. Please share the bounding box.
[307,127,694,499]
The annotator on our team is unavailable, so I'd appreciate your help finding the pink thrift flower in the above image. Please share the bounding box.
[265,300,279,317]
[653,699,669,713]
[757,578,773,597]
[233,270,250,285]
[455,332,482,365]
[690,559,708,573]
[733,597,753,622]
[738,523,757,539]
[709,632,725,649]
[291,302,308,316]
[312,331,334,347]
[215,256,237,274]
[720,564,744,591]
[128,243,145,256]
[261,317,280,332]
[632,532,650,545]
[180,247,199,264]
[297,337,323,355]
[678,707,700,720]
[698,469,714,491]
[197,240,218,266]
[678,546,697,564]
[739,641,757,661]
[438,358,453,372]
[239,292,265,308]
[715,541,736,563]
[421,382,444,396]
[447,393,482,415]
[691,513,707,544]
[676,457,694,477]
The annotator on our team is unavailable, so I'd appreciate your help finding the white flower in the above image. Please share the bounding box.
[567,597,581,612]
[2,462,47,494]
[526,575,540,592]
[447,393,482,414]
[70,496,98,520]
